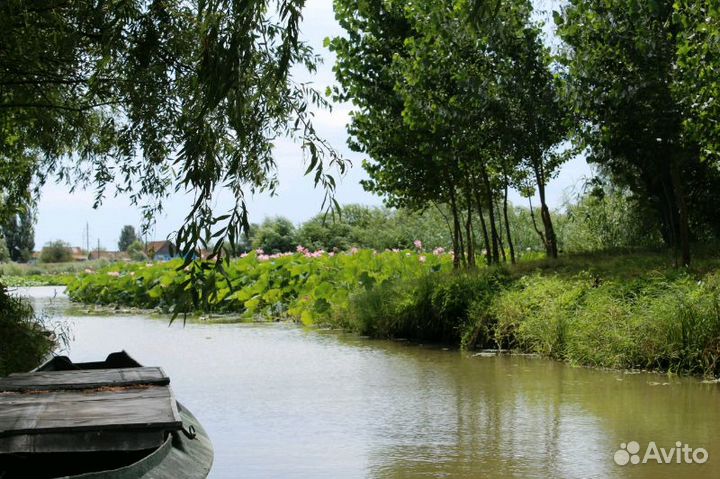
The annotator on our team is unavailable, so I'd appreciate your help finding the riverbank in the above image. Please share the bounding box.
[60,249,720,377]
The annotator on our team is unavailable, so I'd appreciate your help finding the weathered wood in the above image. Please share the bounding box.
[0,429,165,453]
[0,386,182,442]
[0,367,169,392]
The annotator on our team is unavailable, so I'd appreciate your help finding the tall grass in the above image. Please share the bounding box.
[486,272,720,376]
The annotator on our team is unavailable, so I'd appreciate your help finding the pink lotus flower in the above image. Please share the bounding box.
[329,252,335,257]
[255,248,264,255]
[350,247,359,255]
[257,254,270,262]
[433,247,445,256]
[419,255,427,263]
[414,240,423,250]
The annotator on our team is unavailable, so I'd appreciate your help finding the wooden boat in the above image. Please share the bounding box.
[0,351,213,478]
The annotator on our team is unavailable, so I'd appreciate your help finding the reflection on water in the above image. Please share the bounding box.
[15,287,720,478]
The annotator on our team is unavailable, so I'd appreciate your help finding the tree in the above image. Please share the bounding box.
[251,217,297,254]
[118,226,139,252]
[0,0,345,271]
[40,240,73,263]
[126,239,147,261]
[556,0,720,265]
[2,208,35,263]
[331,0,565,266]
[0,0,350,315]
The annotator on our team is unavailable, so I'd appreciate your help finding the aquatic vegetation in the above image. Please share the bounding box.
[66,250,720,377]
[66,248,452,323]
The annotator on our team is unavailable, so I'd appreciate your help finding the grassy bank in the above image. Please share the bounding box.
[64,249,720,377]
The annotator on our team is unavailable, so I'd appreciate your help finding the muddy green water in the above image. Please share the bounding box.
[16,286,720,479]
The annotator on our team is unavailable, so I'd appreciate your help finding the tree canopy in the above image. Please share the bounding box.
[1,0,345,261]
[330,0,567,267]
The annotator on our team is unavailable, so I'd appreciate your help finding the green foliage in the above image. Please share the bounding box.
[251,217,297,254]
[39,240,73,263]
[118,226,138,252]
[66,249,453,321]
[2,209,34,263]
[490,271,720,376]
[126,240,147,261]
[557,187,663,252]
[0,0,346,281]
[331,0,566,263]
[0,286,56,376]
[296,205,452,252]
[557,0,720,262]
[0,237,9,263]
[341,269,508,344]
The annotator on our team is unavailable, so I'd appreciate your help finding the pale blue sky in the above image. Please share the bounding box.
[34,0,591,250]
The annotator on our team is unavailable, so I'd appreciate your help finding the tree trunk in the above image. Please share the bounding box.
[474,185,492,266]
[481,165,500,264]
[534,163,558,258]
[670,159,691,266]
[495,200,507,263]
[465,187,476,268]
[528,196,546,248]
[503,180,516,264]
[449,185,462,270]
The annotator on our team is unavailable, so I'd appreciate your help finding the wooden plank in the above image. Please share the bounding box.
[0,367,169,392]
[0,429,165,453]
[0,386,182,437]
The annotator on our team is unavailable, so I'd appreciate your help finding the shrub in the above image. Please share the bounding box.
[40,240,73,263]
[0,286,58,375]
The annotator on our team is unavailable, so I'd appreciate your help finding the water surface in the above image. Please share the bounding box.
[16,286,720,479]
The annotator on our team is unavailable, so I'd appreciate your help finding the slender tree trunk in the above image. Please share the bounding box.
[660,179,679,265]
[534,163,558,258]
[503,180,516,264]
[465,187,476,268]
[473,185,492,266]
[481,165,500,264]
[449,185,462,270]
[495,200,507,263]
[528,196,546,248]
[670,159,691,266]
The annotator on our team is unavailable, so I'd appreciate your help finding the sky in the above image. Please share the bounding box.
[33,0,592,251]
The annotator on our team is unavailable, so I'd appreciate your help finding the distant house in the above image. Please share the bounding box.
[146,241,177,261]
[70,247,88,262]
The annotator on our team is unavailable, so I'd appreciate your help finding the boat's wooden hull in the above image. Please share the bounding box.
[68,401,213,479]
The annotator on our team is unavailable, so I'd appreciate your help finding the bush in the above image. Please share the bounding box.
[0,286,57,375]
[342,268,507,344]
[40,240,73,263]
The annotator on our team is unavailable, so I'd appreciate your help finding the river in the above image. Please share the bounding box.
[14,286,720,478]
